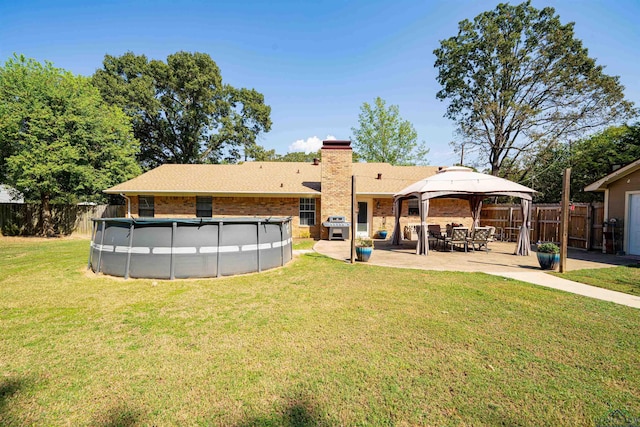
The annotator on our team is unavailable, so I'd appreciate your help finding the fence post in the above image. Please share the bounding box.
[559,168,571,273]
[533,205,539,243]
[586,203,593,251]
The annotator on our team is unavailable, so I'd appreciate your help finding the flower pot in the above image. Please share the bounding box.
[537,252,560,270]
[355,246,373,262]
[378,230,388,239]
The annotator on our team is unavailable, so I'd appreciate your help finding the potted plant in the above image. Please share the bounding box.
[355,237,374,262]
[536,242,560,270]
[377,224,388,239]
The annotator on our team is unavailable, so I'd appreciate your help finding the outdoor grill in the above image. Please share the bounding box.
[322,216,351,240]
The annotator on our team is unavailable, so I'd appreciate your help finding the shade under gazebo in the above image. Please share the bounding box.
[391,167,536,255]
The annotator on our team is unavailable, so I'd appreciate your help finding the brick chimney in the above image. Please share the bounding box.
[320,140,353,239]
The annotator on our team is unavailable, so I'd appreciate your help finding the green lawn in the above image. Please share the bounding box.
[553,265,640,296]
[292,238,316,251]
[1,237,639,426]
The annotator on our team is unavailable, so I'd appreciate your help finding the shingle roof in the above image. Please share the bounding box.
[353,163,439,195]
[105,162,439,197]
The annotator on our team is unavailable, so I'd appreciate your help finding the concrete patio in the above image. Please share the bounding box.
[313,239,640,308]
[314,239,638,273]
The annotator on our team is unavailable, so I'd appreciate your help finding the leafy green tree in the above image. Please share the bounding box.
[517,144,570,203]
[92,51,272,168]
[434,1,636,176]
[242,143,276,161]
[351,97,428,165]
[520,124,640,202]
[0,55,140,236]
[276,151,321,162]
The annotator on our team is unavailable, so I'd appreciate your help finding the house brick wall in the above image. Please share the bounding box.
[213,196,320,239]
[369,197,471,238]
[320,140,353,239]
[372,198,393,235]
[429,198,473,227]
[393,198,472,232]
[130,195,196,218]
[129,195,321,239]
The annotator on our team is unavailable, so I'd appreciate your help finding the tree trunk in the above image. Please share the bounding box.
[41,193,55,237]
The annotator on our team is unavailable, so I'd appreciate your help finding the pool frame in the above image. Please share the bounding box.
[89,217,293,279]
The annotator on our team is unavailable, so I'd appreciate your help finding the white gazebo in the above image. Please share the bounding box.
[391,167,536,255]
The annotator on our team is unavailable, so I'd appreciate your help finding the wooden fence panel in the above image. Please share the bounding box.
[536,205,560,244]
[568,204,589,249]
[482,202,603,250]
[591,203,604,250]
[0,203,125,236]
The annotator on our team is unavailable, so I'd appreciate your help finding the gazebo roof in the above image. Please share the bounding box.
[394,166,536,201]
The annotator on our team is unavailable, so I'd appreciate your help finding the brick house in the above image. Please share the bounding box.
[585,157,640,255]
[105,140,472,239]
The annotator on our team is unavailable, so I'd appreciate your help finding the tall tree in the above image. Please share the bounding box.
[0,55,140,236]
[434,1,636,176]
[524,124,640,202]
[92,51,272,168]
[276,151,321,162]
[351,97,428,165]
[244,143,277,161]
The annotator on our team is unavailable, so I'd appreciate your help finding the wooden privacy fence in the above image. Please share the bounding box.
[0,204,125,236]
[480,203,604,250]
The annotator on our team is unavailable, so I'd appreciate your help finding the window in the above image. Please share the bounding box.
[196,196,212,218]
[138,195,154,217]
[299,198,316,226]
[408,199,419,216]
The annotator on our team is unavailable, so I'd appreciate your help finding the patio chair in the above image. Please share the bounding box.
[467,227,490,252]
[487,226,496,243]
[427,224,442,249]
[444,227,468,252]
[404,224,419,240]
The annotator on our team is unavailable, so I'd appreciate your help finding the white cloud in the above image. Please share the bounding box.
[288,135,336,153]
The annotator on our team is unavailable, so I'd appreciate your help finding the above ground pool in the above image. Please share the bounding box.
[89,217,293,279]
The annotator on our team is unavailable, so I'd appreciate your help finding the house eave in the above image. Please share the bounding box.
[104,190,321,198]
[357,192,397,198]
[585,158,640,192]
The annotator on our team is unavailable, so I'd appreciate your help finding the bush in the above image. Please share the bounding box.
[537,242,560,253]
[1,221,22,236]
[356,237,374,248]
[298,229,311,239]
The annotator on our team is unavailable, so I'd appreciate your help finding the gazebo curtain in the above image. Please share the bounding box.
[515,199,531,256]
[416,198,430,255]
[468,196,484,231]
[391,198,403,245]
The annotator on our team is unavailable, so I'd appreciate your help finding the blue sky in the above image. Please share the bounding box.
[1,0,638,166]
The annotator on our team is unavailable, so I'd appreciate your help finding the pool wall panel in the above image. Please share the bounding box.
[90,217,292,279]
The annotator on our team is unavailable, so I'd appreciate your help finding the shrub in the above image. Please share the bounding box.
[356,237,374,248]
[1,221,22,236]
[298,229,311,239]
[537,242,560,253]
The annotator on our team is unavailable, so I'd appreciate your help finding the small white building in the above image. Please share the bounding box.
[0,185,24,203]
